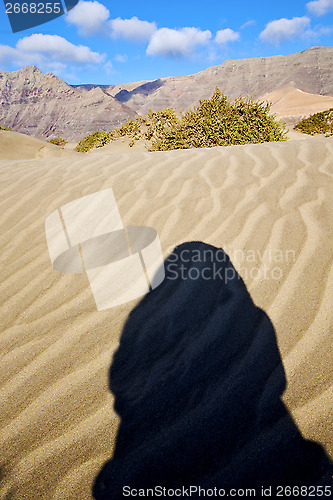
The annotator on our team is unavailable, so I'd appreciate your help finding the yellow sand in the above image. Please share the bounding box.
[0,131,332,499]
[260,82,333,123]
[0,130,80,160]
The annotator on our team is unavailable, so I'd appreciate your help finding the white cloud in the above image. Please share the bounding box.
[103,61,113,74]
[66,2,156,44]
[147,27,212,58]
[115,54,128,63]
[109,16,157,42]
[16,34,105,63]
[215,28,240,44]
[306,0,333,16]
[0,45,16,63]
[66,0,110,36]
[240,20,256,29]
[0,34,106,76]
[259,17,311,44]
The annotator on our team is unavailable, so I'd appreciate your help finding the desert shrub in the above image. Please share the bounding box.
[294,108,333,136]
[148,90,286,151]
[75,110,179,152]
[0,124,10,131]
[144,108,180,142]
[75,130,115,152]
[75,88,287,153]
[48,137,67,146]
[116,116,146,139]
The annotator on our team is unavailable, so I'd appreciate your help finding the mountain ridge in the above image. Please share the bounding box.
[0,46,332,141]
[109,46,333,115]
[0,65,137,141]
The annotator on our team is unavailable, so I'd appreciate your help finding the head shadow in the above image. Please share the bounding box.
[93,241,333,498]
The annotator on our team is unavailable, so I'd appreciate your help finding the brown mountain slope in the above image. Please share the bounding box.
[1,47,332,141]
[72,80,149,96]
[0,65,137,141]
[113,46,333,115]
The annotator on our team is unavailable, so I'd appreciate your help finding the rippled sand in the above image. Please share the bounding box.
[0,133,332,498]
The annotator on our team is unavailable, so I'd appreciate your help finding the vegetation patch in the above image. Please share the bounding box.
[0,124,11,131]
[75,88,287,153]
[75,130,115,153]
[294,108,333,136]
[48,137,68,146]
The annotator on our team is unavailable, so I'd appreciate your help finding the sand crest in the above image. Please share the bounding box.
[261,82,333,125]
[0,130,80,160]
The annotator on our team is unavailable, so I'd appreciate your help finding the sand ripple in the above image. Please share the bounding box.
[0,137,332,498]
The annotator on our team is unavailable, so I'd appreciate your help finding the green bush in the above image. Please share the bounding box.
[294,108,333,136]
[75,88,287,153]
[0,124,11,131]
[148,90,287,151]
[48,137,68,146]
[75,130,115,152]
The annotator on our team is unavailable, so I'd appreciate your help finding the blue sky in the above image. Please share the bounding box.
[0,0,332,84]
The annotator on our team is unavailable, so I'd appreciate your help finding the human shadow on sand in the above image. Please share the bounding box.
[93,242,333,499]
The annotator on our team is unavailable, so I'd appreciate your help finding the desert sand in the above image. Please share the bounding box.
[0,130,333,498]
[261,82,333,125]
[0,130,80,160]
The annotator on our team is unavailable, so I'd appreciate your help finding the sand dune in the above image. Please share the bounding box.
[0,130,79,160]
[0,136,333,498]
[261,82,333,125]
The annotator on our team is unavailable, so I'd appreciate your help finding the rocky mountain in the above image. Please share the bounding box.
[0,47,332,141]
[111,46,333,115]
[72,80,148,96]
[0,65,137,141]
